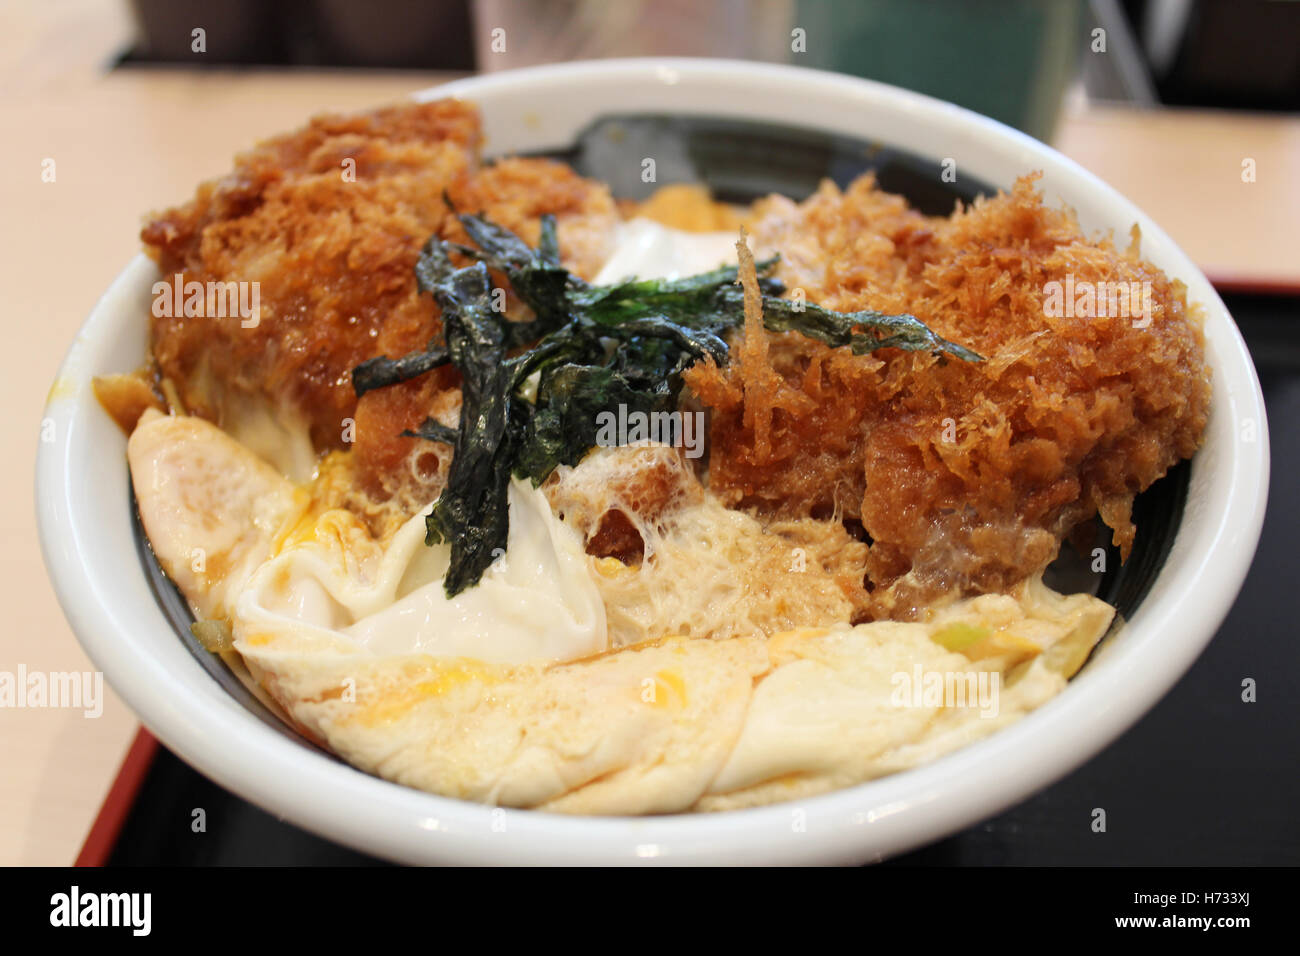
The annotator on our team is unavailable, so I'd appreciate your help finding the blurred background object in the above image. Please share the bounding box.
[1132,0,1300,111]
[793,0,1088,141]
[471,0,794,69]
[120,0,1300,140]
[127,0,476,69]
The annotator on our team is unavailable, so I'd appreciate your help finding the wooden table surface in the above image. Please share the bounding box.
[2,1,1296,865]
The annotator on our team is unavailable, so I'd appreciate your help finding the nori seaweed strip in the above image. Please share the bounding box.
[418,254,519,596]
[401,417,459,445]
[757,296,984,362]
[447,205,575,343]
[568,259,782,330]
[351,344,449,397]
[349,232,463,397]
[512,363,671,486]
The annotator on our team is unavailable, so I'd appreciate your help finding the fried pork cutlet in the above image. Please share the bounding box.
[686,174,1211,619]
[140,101,619,525]
[141,101,479,457]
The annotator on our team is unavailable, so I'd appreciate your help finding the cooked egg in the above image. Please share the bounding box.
[128,409,302,620]
[592,218,738,284]
[130,412,607,666]
[236,478,607,665]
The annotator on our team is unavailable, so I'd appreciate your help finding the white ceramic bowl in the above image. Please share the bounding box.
[37,59,1268,865]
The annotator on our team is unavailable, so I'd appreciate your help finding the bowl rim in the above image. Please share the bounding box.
[36,57,1269,865]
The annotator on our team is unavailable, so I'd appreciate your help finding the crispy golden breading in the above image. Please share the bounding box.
[141,102,620,524]
[142,100,481,455]
[686,174,1211,619]
[446,156,621,281]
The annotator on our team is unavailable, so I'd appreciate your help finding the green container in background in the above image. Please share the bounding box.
[793,0,1087,141]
